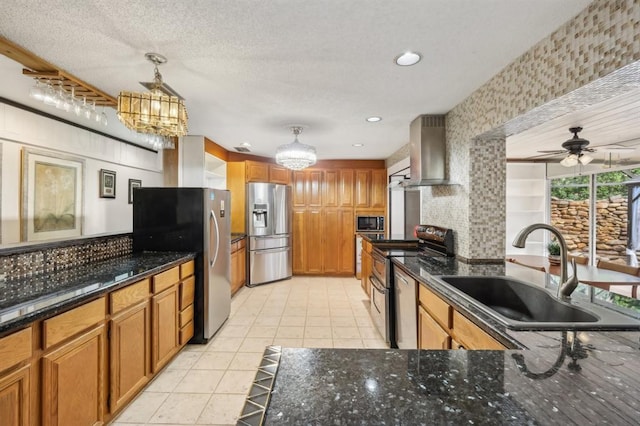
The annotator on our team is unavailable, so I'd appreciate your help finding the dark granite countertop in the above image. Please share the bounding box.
[0,251,195,337]
[359,233,418,244]
[232,233,247,243]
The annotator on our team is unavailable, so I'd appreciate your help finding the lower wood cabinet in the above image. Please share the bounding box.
[230,238,247,295]
[0,364,30,426]
[151,286,179,373]
[42,325,106,426]
[109,300,151,413]
[0,259,195,425]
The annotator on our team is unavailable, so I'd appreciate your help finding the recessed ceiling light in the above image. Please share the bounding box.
[366,116,382,122]
[352,143,364,147]
[395,51,422,66]
[240,141,251,147]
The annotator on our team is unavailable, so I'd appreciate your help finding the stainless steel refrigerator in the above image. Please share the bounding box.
[247,183,292,286]
[133,187,231,343]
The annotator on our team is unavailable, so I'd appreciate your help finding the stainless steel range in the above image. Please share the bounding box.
[369,225,455,348]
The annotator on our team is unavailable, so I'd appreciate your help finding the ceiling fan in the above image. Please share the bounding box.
[537,126,596,167]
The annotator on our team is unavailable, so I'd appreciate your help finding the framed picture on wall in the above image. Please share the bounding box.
[128,179,142,204]
[21,148,85,242]
[99,169,116,198]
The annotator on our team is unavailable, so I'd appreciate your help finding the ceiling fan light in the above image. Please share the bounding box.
[560,154,579,167]
[579,153,593,165]
[275,127,317,170]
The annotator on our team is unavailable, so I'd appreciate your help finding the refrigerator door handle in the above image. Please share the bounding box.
[210,210,220,267]
[252,247,290,254]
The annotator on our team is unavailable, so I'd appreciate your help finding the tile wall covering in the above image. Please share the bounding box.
[385,143,410,169]
[0,235,132,280]
[421,0,640,260]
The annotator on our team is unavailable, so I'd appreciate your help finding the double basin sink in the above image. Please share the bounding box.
[435,276,640,331]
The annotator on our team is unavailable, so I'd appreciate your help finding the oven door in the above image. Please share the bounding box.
[369,274,388,344]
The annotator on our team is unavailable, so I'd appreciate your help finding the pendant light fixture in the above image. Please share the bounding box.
[275,126,317,170]
[559,127,594,167]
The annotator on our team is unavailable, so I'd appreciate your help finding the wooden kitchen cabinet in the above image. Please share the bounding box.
[370,169,386,209]
[0,364,30,426]
[268,164,291,184]
[178,261,196,345]
[416,279,508,350]
[323,209,355,274]
[360,239,373,297]
[355,170,371,208]
[230,238,247,295]
[293,170,323,207]
[245,160,269,182]
[418,305,451,349]
[42,325,106,426]
[324,170,354,208]
[151,285,179,373]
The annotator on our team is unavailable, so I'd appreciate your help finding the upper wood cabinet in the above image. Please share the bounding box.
[324,170,354,208]
[370,169,386,209]
[293,170,322,207]
[268,164,291,185]
[245,161,291,184]
[355,170,370,208]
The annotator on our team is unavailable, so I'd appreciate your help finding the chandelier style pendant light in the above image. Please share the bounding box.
[117,53,188,145]
[275,126,317,170]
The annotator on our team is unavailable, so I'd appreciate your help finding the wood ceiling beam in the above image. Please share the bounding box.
[0,36,117,107]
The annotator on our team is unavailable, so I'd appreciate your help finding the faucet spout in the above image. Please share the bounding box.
[512,223,578,299]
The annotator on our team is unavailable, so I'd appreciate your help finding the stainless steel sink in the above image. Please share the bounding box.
[436,276,640,331]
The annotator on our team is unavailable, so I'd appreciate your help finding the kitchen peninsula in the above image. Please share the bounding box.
[239,259,640,425]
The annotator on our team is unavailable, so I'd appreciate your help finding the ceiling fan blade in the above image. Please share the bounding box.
[537,150,566,154]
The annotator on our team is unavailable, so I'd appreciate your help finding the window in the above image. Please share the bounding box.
[549,175,590,258]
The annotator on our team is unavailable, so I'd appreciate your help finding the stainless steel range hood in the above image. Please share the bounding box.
[403,114,451,187]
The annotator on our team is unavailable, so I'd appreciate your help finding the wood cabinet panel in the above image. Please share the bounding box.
[179,276,195,310]
[292,209,306,274]
[230,239,247,295]
[452,311,507,350]
[43,298,105,350]
[179,304,194,328]
[152,266,179,293]
[307,171,323,207]
[292,171,306,207]
[324,170,339,208]
[226,161,247,234]
[245,160,269,182]
[180,260,195,279]
[355,170,370,208]
[370,169,387,209]
[179,321,194,346]
[306,210,324,274]
[0,327,32,373]
[151,286,179,373]
[0,365,30,426]
[322,210,340,274]
[268,164,291,184]
[339,169,354,207]
[42,325,106,426]
[110,279,150,314]
[338,209,355,273]
[419,305,451,350]
[418,286,451,330]
[109,301,150,413]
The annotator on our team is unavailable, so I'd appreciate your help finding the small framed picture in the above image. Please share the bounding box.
[128,179,142,204]
[99,169,116,198]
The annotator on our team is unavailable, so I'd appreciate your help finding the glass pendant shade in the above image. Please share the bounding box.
[560,153,579,167]
[275,127,317,170]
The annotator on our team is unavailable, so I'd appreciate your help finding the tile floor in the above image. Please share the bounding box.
[111,276,385,425]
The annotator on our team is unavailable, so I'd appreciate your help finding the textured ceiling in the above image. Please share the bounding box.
[0,0,592,160]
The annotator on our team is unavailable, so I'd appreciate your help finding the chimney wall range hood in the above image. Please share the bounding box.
[404,114,452,187]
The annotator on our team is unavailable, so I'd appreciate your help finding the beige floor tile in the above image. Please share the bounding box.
[304,326,333,339]
[246,325,278,338]
[183,343,208,352]
[206,337,244,352]
[238,337,274,352]
[216,324,251,338]
[306,308,331,317]
[358,327,382,339]
[332,327,361,339]
[253,315,282,326]
[228,351,265,370]
[331,316,357,327]
[146,369,188,392]
[276,326,304,338]
[306,316,331,326]
[114,391,169,423]
[174,369,225,393]
[303,338,333,348]
[280,315,306,326]
[148,392,211,424]
[334,338,364,348]
[283,306,307,316]
[328,300,351,308]
[363,339,388,348]
[226,315,256,326]
[215,370,257,394]
[330,307,353,317]
[260,306,285,316]
[192,352,236,370]
[166,351,203,370]
[197,393,247,425]
[355,315,374,327]
[272,337,303,347]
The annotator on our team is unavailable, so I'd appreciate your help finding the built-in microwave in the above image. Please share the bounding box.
[356,215,385,232]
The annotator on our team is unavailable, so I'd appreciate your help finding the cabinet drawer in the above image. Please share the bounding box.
[231,241,239,253]
[419,286,451,329]
[179,305,194,328]
[452,311,507,350]
[179,276,195,310]
[0,327,32,373]
[179,321,194,345]
[180,261,195,279]
[153,266,180,293]
[237,238,246,250]
[110,279,150,314]
[43,297,106,349]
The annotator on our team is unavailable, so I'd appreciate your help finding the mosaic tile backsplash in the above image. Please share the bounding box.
[0,235,132,281]
[420,0,640,260]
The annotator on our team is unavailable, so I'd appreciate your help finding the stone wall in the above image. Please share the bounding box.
[550,196,629,262]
